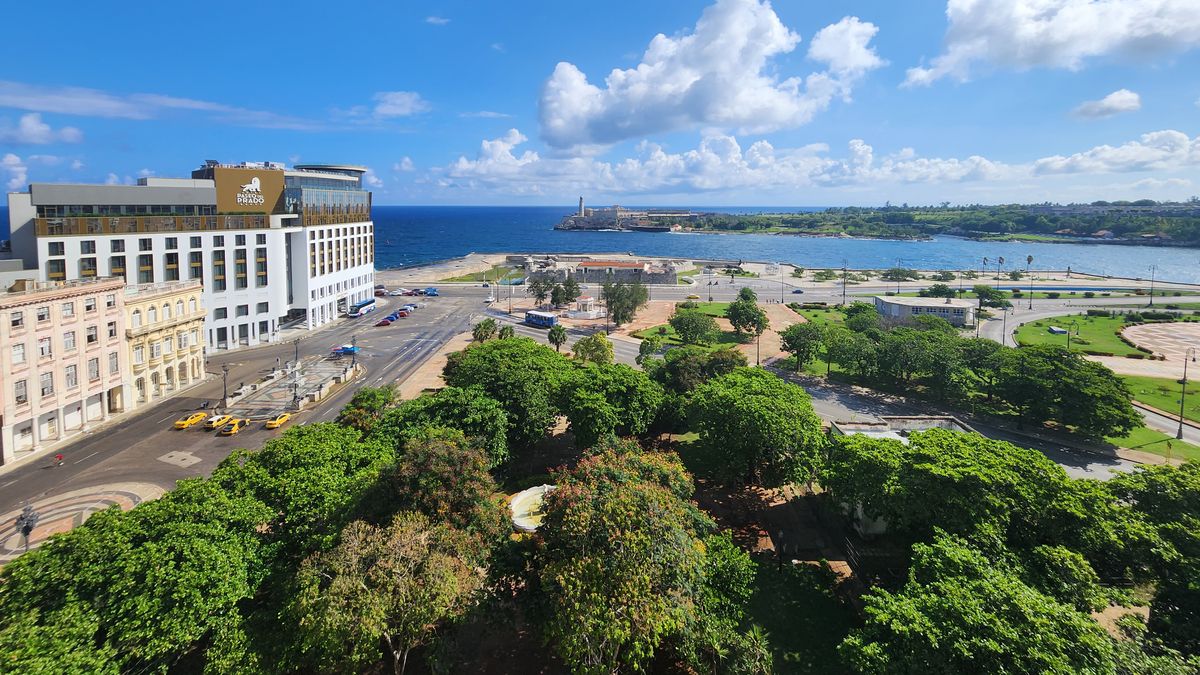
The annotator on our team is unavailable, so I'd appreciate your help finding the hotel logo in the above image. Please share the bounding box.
[236,176,266,206]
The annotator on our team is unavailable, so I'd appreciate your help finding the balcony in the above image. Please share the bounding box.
[35,214,271,236]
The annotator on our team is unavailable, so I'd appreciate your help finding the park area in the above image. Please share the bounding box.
[1015,314,1148,357]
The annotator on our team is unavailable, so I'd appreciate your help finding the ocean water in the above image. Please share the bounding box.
[371,206,1200,283]
[5,205,1199,283]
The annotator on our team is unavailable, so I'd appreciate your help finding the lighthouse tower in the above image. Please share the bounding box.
[578,196,585,217]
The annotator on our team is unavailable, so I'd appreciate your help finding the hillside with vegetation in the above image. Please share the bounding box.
[685,200,1200,244]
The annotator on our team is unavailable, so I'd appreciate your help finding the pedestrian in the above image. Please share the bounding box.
[54,453,64,467]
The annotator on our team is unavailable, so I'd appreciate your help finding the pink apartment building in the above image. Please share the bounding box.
[0,278,129,466]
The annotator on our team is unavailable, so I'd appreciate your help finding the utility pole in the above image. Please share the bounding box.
[895,258,902,294]
[1067,320,1078,351]
[841,262,848,306]
[1149,264,1158,307]
[221,363,230,407]
[293,339,300,369]
[1179,348,1196,440]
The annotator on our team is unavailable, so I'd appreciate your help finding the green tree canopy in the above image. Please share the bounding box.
[472,318,498,343]
[601,278,649,326]
[689,368,826,486]
[725,299,769,337]
[337,385,397,433]
[370,386,509,467]
[559,364,664,448]
[443,337,574,448]
[670,309,720,345]
[780,321,824,372]
[572,332,614,365]
[547,323,568,352]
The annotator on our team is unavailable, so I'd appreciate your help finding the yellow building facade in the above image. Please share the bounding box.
[123,281,206,407]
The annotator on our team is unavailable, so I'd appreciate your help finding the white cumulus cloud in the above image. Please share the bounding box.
[0,113,83,144]
[906,0,1200,86]
[425,16,450,25]
[372,91,431,118]
[363,169,384,187]
[537,0,884,149]
[1034,130,1200,174]
[394,157,415,172]
[3,153,28,191]
[1073,89,1142,118]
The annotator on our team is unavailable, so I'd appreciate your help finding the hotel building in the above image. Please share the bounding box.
[0,278,128,465]
[7,161,375,351]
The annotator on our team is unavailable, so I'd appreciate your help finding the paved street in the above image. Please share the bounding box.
[0,289,487,518]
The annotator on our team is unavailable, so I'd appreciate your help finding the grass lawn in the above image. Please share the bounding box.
[1122,374,1200,424]
[1107,426,1200,463]
[633,323,743,350]
[670,301,732,317]
[746,557,854,674]
[793,308,846,327]
[870,290,1137,300]
[441,264,524,283]
[1015,315,1146,357]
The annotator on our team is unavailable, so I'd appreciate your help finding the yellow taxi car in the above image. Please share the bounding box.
[205,414,234,430]
[219,419,250,436]
[686,294,700,299]
[173,412,207,429]
[264,412,292,430]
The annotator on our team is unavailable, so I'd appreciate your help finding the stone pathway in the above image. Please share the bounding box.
[0,482,165,564]
[1122,322,1200,361]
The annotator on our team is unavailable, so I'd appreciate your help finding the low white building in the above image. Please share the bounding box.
[873,295,976,327]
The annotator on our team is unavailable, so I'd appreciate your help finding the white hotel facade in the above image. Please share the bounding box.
[8,161,376,350]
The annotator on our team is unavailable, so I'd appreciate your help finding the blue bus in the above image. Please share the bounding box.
[525,310,558,328]
[348,298,377,318]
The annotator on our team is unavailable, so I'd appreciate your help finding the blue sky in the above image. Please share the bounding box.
[2,0,1199,206]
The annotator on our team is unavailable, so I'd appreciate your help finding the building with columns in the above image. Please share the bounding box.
[0,278,129,466]
[123,280,206,408]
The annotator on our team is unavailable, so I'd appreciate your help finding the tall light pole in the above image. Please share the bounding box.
[1026,255,1034,310]
[350,335,358,368]
[841,261,848,306]
[221,364,230,407]
[1176,345,1195,441]
[1066,320,1078,351]
[895,258,902,294]
[1001,308,1010,345]
[293,338,300,369]
[1149,264,1158,307]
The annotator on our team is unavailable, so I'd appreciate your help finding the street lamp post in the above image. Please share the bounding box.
[1178,347,1197,440]
[351,335,358,368]
[221,363,230,407]
[1149,264,1158,307]
[1066,320,1078,351]
[895,258,902,294]
[1001,308,1010,346]
[841,263,848,306]
[293,339,300,370]
[1026,255,1034,310]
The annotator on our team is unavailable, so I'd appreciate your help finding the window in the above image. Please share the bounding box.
[189,251,203,280]
[213,235,224,247]
[138,254,153,283]
[81,240,96,254]
[139,238,153,251]
[106,293,116,308]
[178,331,189,349]
[256,302,269,314]
[214,307,228,320]
[236,234,246,246]
[188,298,197,313]
[236,304,249,317]
[164,252,179,281]
[48,241,65,256]
[110,255,126,278]
[86,326,98,344]
[88,358,100,381]
[64,331,76,351]
[14,380,27,405]
[65,365,78,389]
[79,257,98,277]
[110,240,125,253]
[10,311,23,329]
[256,233,266,245]
[175,300,183,316]
[147,306,157,323]
[108,351,119,374]
[150,341,162,359]
[162,303,171,320]
[190,236,202,248]
[107,321,117,339]
[165,237,178,250]
[12,343,25,365]
[164,336,173,354]
[61,302,75,318]
[38,337,51,358]
[40,372,54,397]
[84,297,96,312]
[47,260,66,279]
[36,306,49,322]
[134,345,144,364]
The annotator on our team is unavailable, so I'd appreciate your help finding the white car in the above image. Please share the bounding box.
[388,288,408,296]
[485,295,495,303]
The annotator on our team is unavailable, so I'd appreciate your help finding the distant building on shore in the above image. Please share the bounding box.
[873,295,976,327]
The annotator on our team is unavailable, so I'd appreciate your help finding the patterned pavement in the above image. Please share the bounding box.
[0,482,164,564]
[1123,322,1200,362]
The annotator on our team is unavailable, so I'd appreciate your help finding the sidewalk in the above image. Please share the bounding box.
[398,331,474,399]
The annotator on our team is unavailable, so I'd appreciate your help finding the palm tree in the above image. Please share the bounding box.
[498,325,515,340]
[548,324,567,352]
[472,318,497,343]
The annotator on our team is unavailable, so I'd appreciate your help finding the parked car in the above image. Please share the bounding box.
[482,282,490,288]
[404,290,420,296]
[206,414,233,430]
[220,419,250,436]
[331,344,360,356]
[174,412,207,429]
[388,288,408,296]
[687,294,700,299]
[396,310,409,318]
[374,284,386,290]
[792,289,805,294]
[375,318,392,327]
[265,413,291,430]
[374,289,387,297]
[402,304,417,311]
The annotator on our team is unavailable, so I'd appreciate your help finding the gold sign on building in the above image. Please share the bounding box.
[213,167,284,215]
